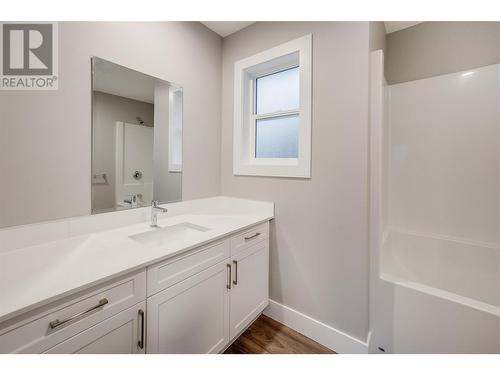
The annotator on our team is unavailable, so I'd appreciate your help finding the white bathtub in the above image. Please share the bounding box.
[380,230,500,353]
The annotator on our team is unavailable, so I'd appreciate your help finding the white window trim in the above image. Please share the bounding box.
[168,87,182,172]
[233,34,312,178]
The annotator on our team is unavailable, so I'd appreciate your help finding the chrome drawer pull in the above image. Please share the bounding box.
[244,232,260,241]
[138,309,145,349]
[232,260,238,285]
[226,263,232,290]
[49,298,109,329]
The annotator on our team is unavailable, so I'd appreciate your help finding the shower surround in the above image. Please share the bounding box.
[370,52,500,353]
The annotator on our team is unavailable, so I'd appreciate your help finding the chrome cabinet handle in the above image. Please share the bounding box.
[138,309,145,349]
[232,260,238,285]
[244,232,260,241]
[226,263,232,289]
[49,298,109,329]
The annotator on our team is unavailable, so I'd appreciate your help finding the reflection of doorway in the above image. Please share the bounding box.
[115,121,154,208]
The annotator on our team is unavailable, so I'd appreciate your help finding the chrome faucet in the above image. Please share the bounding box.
[150,200,168,227]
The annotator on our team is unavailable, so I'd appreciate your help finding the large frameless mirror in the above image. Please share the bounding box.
[91,57,182,214]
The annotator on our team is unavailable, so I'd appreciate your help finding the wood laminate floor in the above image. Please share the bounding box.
[224,315,336,354]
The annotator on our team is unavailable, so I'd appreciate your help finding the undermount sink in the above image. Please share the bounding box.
[129,222,210,247]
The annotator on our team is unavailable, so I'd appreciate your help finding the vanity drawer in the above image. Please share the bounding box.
[0,269,146,354]
[147,240,230,297]
[230,222,269,256]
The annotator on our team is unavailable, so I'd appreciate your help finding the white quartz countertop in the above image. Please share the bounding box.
[0,197,273,324]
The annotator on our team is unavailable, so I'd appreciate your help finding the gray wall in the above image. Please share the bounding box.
[221,22,371,341]
[0,22,222,227]
[386,22,500,84]
[92,91,154,211]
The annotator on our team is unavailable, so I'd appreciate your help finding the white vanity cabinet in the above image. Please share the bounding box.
[44,302,146,354]
[0,220,271,354]
[0,270,147,354]
[146,262,230,353]
[146,221,270,354]
[229,240,269,340]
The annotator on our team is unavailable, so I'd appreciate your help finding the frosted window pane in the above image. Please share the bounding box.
[255,115,299,158]
[256,67,299,114]
[170,91,183,166]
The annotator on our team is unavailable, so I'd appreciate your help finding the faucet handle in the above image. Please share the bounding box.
[151,200,159,207]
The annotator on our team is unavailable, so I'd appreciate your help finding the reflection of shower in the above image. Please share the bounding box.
[136,116,145,125]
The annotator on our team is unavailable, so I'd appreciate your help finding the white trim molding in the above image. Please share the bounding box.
[233,34,312,178]
[168,86,183,172]
[263,299,368,354]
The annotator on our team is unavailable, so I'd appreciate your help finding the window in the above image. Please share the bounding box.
[233,34,312,178]
[255,67,299,158]
[255,115,299,158]
[168,87,182,172]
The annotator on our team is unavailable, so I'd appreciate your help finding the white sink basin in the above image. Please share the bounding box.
[129,222,210,247]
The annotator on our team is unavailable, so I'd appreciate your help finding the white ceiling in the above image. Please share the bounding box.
[93,58,157,103]
[384,22,423,34]
[201,21,422,38]
[201,22,255,37]
[202,21,423,37]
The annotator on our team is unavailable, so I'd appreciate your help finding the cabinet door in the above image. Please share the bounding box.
[230,241,269,340]
[0,270,146,354]
[147,262,230,354]
[44,302,146,354]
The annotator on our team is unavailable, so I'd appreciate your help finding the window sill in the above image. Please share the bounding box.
[233,161,310,178]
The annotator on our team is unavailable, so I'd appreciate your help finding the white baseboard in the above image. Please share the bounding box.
[263,299,368,354]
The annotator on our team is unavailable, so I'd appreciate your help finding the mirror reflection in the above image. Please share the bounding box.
[91,57,182,214]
